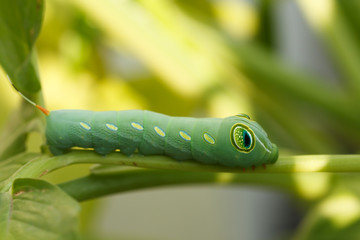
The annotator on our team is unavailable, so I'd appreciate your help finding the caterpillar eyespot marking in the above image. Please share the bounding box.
[106,123,118,131]
[203,133,215,145]
[231,124,255,152]
[179,130,191,141]
[154,126,166,137]
[80,122,91,130]
[131,122,144,131]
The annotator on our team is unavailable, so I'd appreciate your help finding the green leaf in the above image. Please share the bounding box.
[0,117,41,161]
[0,178,80,240]
[0,153,40,183]
[0,0,46,160]
[0,0,44,95]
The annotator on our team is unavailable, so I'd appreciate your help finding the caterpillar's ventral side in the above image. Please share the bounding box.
[46,110,278,168]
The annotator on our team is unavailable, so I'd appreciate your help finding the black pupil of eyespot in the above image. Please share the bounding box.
[243,131,251,149]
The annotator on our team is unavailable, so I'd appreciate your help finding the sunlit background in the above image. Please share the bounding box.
[2,0,360,239]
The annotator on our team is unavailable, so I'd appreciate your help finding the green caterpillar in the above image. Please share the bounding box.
[45,110,278,168]
[9,77,278,168]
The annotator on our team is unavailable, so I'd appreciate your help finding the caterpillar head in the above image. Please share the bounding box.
[217,114,278,167]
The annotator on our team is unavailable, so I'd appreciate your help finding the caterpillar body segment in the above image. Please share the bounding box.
[46,110,278,167]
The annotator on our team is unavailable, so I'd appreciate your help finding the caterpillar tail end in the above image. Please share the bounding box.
[36,105,50,116]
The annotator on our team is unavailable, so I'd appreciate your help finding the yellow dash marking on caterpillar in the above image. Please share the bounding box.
[131,122,144,131]
[106,123,118,131]
[203,133,215,144]
[179,130,191,141]
[80,121,91,130]
[154,126,165,137]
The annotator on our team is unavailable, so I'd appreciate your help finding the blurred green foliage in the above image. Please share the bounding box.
[2,0,360,239]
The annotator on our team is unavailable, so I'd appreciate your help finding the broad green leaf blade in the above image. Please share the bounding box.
[0,178,80,240]
[0,0,46,160]
[0,193,11,236]
[0,114,42,162]
[0,0,44,95]
[0,153,40,183]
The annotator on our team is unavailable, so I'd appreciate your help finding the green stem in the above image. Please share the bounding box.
[58,168,297,202]
[2,151,360,193]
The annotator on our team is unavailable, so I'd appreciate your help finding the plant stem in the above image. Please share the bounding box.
[4,151,360,201]
[3,150,360,193]
[52,151,360,173]
[58,168,297,202]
